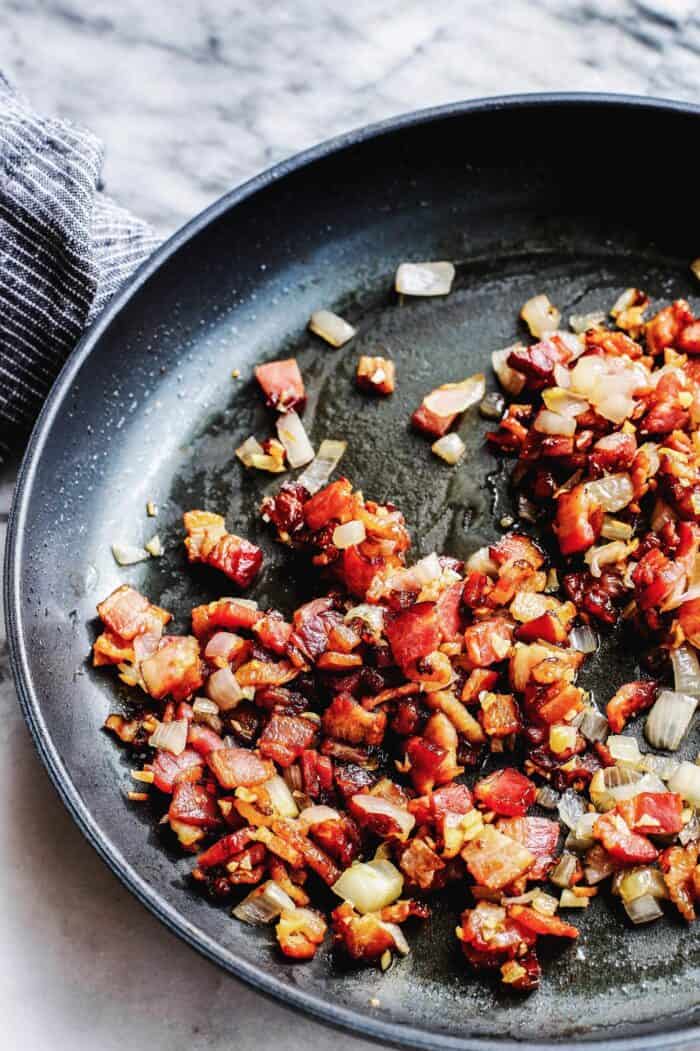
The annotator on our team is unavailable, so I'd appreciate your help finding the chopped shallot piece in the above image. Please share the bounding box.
[309,310,356,347]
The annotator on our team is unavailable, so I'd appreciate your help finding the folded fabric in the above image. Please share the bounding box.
[0,74,160,458]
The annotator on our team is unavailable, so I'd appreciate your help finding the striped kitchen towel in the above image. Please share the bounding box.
[0,74,160,458]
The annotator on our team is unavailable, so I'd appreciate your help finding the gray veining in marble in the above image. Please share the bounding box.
[3,2,700,1049]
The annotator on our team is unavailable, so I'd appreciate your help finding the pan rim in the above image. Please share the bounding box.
[5,91,700,1051]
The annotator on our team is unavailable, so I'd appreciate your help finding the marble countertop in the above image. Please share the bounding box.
[3,2,700,1049]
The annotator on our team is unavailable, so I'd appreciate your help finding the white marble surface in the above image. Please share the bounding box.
[3,2,700,1049]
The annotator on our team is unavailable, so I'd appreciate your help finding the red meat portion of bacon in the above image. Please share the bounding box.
[507,336,572,390]
[645,299,695,355]
[633,548,685,612]
[588,432,637,476]
[191,598,260,638]
[554,484,602,555]
[254,357,306,411]
[496,817,559,880]
[97,585,171,641]
[303,479,355,531]
[474,768,536,817]
[616,792,683,836]
[385,602,440,670]
[183,510,263,589]
[151,748,204,793]
[463,617,513,667]
[258,714,318,767]
[411,402,457,438]
[606,680,657,733]
[435,581,465,641]
[140,636,204,701]
[592,811,658,864]
[207,747,274,789]
[169,782,220,828]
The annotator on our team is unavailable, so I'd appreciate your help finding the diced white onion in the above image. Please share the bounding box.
[584,540,632,579]
[566,813,598,852]
[379,921,410,956]
[432,433,466,465]
[668,761,700,807]
[533,409,576,437]
[644,690,697,751]
[193,697,220,720]
[560,889,590,909]
[638,752,680,782]
[233,881,296,925]
[492,346,526,395]
[570,311,605,334]
[579,705,608,742]
[297,439,347,494]
[236,435,265,467]
[333,520,366,549]
[298,805,341,827]
[550,853,579,888]
[584,473,634,514]
[424,374,486,416]
[148,718,188,756]
[344,603,385,635]
[413,552,443,585]
[332,859,404,914]
[589,766,643,812]
[619,866,667,904]
[611,288,643,318]
[536,785,560,810]
[570,625,598,654]
[542,387,590,418]
[112,542,150,566]
[607,735,641,765]
[206,665,245,711]
[600,516,633,542]
[309,309,356,347]
[264,774,299,818]
[624,894,664,925]
[558,789,587,830]
[395,261,455,297]
[521,294,561,338]
[276,411,315,468]
[671,645,700,699]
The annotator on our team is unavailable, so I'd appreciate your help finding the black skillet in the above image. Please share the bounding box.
[5,94,700,1050]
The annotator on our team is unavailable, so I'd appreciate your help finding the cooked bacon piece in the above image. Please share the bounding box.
[461,668,499,703]
[303,478,356,531]
[634,547,686,612]
[462,826,534,890]
[606,680,657,733]
[585,329,643,359]
[399,837,446,891]
[309,814,361,868]
[680,322,700,353]
[501,951,542,991]
[203,631,249,666]
[639,372,690,436]
[348,792,414,839]
[588,432,637,476]
[563,569,627,625]
[679,597,700,646]
[260,481,309,540]
[554,484,602,555]
[463,617,513,667]
[534,681,585,725]
[255,357,306,411]
[183,511,263,589]
[507,336,572,390]
[474,768,536,817]
[659,843,699,921]
[385,602,440,669]
[486,404,531,452]
[340,545,384,598]
[226,844,267,885]
[356,355,395,395]
[616,792,683,836]
[140,636,204,701]
[592,811,658,864]
[151,748,203,793]
[104,714,144,744]
[272,819,341,885]
[411,402,456,438]
[435,581,465,641]
[322,694,386,746]
[253,614,293,655]
[301,749,334,798]
[195,828,256,869]
[496,817,559,880]
[207,748,273,789]
[508,905,578,939]
[458,902,535,967]
[478,692,521,737]
[405,736,459,795]
[169,782,220,828]
[645,299,695,355]
[490,533,544,571]
[187,723,225,756]
[331,903,397,961]
[276,907,326,959]
[258,714,317,766]
[191,598,259,638]
[97,585,171,642]
[236,658,299,687]
[515,613,568,646]
[288,597,340,662]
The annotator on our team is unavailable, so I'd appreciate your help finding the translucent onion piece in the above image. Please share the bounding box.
[668,761,700,807]
[233,880,296,925]
[379,921,410,956]
[570,625,599,655]
[584,850,617,885]
[344,603,385,636]
[550,852,579,888]
[264,774,299,818]
[550,724,578,755]
[570,311,606,334]
[395,261,455,297]
[644,690,697,751]
[560,889,590,909]
[296,439,347,494]
[331,859,404,914]
[611,288,644,318]
[491,346,526,395]
[413,552,442,585]
[542,387,590,418]
[671,645,700,699]
[589,766,643,812]
[308,309,356,347]
[520,294,561,338]
[276,411,315,469]
[432,433,466,465]
[112,542,150,566]
[624,894,664,925]
[691,258,700,282]
[533,409,576,437]
[206,665,245,711]
[607,735,641,765]
[298,805,341,827]
[148,718,188,756]
[600,516,633,542]
[619,867,667,904]
[236,435,265,467]
[558,789,587,830]
[466,546,498,577]
[479,391,505,420]
[680,810,700,845]
[144,535,163,557]
[534,785,559,811]
[510,591,557,623]
[333,520,367,549]
[584,473,634,514]
[424,374,486,417]
[638,752,680,782]
[584,540,632,579]
[665,585,700,612]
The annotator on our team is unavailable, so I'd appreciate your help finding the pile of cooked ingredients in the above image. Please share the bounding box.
[95,260,700,992]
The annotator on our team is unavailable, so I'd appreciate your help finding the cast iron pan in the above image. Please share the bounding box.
[5,94,700,1050]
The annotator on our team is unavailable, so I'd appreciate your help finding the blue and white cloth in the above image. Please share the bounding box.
[0,75,159,457]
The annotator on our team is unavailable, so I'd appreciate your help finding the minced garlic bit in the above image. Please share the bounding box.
[232,368,241,379]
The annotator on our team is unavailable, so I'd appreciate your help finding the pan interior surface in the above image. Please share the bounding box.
[7,98,700,1049]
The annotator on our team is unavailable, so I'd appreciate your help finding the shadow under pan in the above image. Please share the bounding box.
[6,95,700,1050]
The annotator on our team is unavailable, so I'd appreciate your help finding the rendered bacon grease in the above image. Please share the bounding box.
[95,277,700,993]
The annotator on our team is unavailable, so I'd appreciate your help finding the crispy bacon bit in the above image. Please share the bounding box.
[258,715,318,766]
[463,617,513,667]
[255,358,306,411]
[462,826,535,889]
[183,511,263,588]
[385,603,440,669]
[659,843,699,921]
[606,680,657,733]
[496,817,559,880]
[616,792,683,836]
[141,636,204,701]
[554,484,602,555]
[357,355,395,395]
[169,782,220,828]
[152,748,203,793]
[331,903,397,961]
[474,768,536,817]
[322,694,387,746]
[276,907,327,959]
[399,837,446,890]
[593,811,658,864]
[207,748,274,789]
[508,905,578,939]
